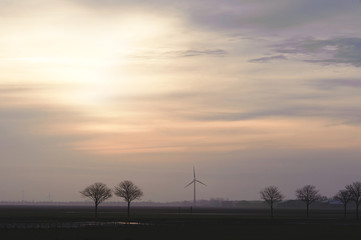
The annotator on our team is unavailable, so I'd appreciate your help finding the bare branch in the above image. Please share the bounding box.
[346,182,361,203]
[334,188,352,218]
[260,186,284,205]
[114,180,143,203]
[345,181,361,220]
[334,189,351,205]
[114,180,143,219]
[260,186,283,218]
[80,182,112,218]
[295,185,323,217]
[295,185,322,204]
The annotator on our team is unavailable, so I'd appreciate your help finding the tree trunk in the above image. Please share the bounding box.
[270,203,274,218]
[95,203,98,219]
[127,201,130,220]
[356,203,359,220]
[344,204,347,219]
[306,202,309,218]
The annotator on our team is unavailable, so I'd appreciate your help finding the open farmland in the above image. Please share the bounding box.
[1,205,361,240]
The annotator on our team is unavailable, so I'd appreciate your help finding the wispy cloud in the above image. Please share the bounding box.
[310,79,361,90]
[272,37,361,67]
[71,0,359,32]
[249,54,287,63]
[128,48,227,60]
[179,49,226,57]
[189,106,361,126]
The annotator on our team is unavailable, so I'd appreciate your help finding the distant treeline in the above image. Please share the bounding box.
[0,199,349,208]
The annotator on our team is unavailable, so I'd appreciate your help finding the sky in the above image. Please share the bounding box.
[1,0,361,202]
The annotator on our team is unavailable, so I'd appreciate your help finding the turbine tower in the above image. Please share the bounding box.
[185,167,206,204]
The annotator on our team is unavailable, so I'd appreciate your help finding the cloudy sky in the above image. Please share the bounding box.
[1,0,361,202]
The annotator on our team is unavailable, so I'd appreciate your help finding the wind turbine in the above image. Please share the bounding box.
[185,167,206,204]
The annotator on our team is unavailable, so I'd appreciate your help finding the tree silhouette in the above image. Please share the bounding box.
[295,185,323,218]
[346,182,361,220]
[334,189,351,219]
[80,182,112,219]
[260,186,284,218]
[114,180,143,219]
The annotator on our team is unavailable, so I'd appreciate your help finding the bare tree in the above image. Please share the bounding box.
[114,180,143,219]
[346,182,361,220]
[260,186,284,218]
[80,182,112,219]
[334,189,351,219]
[295,185,323,218]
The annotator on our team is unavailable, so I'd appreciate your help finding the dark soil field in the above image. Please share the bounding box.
[1,205,361,240]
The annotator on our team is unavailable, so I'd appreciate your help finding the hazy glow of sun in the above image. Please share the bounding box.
[1,3,193,152]
[10,11,179,109]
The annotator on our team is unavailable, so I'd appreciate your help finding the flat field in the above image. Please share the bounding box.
[1,205,361,240]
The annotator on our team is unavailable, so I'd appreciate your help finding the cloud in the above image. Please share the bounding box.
[179,49,226,57]
[107,80,361,126]
[303,38,361,67]
[1,0,361,203]
[71,0,359,32]
[249,54,287,63]
[190,106,361,125]
[272,37,361,67]
[129,48,227,60]
[310,79,361,90]
[0,84,50,94]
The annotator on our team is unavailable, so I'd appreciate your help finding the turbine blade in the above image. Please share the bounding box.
[196,180,206,186]
[193,167,196,179]
[185,180,195,188]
